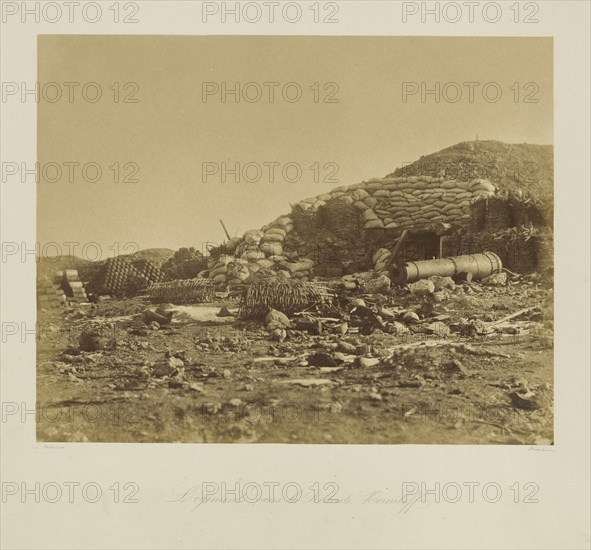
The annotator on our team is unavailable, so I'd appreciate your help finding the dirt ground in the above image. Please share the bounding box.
[36,275,553,444]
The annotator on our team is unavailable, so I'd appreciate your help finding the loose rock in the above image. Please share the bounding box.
[409,280,435,296]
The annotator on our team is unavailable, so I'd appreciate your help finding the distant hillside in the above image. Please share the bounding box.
[37,255,93,281]
[128,248,175,267]
[37,248,175,283]
[386,140,553,205]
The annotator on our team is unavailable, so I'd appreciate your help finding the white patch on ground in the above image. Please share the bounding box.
[169,305,238,324]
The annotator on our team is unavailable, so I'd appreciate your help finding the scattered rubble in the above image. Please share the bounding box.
[409,279,435,296]
[141,306,174,326]
[36,141,554,445]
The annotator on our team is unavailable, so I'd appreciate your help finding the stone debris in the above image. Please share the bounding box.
[402,311,420,324]
[271,328,287,342]
[265,308,290,328]
[217,306,234,317]
[481,272,508,286]
[37,142,553,445]
[142,306,174,326]
[409,280,435,296]
[364,274,391,294]
[354,357,380,368]
[78,327,112,351]
[307,353,338,368]
[285,379,335,388]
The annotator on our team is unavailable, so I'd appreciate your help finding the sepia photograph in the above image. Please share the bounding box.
[34,35,555,444]
[2,2,590,549]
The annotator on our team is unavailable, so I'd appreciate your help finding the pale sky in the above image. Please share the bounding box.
[38,36,553,257]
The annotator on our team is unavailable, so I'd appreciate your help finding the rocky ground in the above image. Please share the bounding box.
[36,272,553,444]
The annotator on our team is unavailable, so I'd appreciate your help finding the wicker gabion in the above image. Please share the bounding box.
[147,278,215,304]
[239,280,335,319]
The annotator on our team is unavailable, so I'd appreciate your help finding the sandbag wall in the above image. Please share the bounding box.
[292,176,496,233]
[207,175,535,285]
[207,217,316,286]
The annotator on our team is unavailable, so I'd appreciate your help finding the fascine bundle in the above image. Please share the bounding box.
[147,278,215,304]
[239,279,334,319]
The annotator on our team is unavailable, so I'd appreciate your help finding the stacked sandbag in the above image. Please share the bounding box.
[240,247,266,261]
[226,260,252,285]
[372,248,392,274]
[243,229,264,246]
[207,218,298,286]
[340,176,497,231]
[293,197,327,212]
[277,258,315,282]
[255,176,498,247]
[259,216,293,259]
[208,254,236,285]
[205,176,499,287]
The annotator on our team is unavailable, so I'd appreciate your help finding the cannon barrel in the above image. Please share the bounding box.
[392,252,502,284]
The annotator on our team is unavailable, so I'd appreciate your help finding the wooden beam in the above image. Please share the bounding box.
[219,219,231,240]
[386,229,410,272]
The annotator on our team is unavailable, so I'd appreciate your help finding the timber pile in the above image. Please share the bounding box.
[38,269,88,306]
[37,276,67,309]
[239,280,335,318]
[62,269,88,302]
[147,278,214,304]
